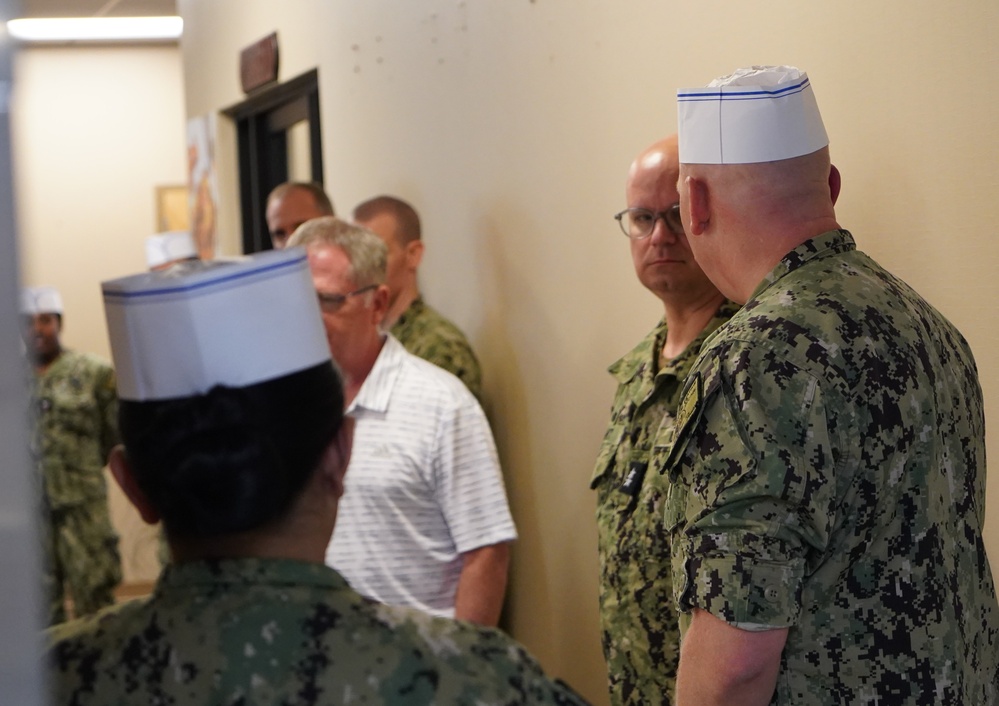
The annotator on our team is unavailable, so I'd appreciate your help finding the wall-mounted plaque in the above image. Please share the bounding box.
[240,32,279,94]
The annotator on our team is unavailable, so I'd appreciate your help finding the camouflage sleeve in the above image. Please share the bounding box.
[95,364,120,462]
[425,338,482,401]
[663,343,839,630]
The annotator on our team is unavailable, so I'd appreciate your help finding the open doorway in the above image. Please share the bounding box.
[224,69,323,254]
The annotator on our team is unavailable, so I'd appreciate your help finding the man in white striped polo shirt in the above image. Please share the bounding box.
[288,217,516,626]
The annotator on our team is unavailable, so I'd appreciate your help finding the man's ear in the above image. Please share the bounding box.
[828,164,842,206]
[370,284,391,326]
[686,175,710,236]
[108,445,161,525]
[404,240,424,271]
[321,417,355,499]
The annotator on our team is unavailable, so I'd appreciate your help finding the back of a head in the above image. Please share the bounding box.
[288,216,388,287]
[120,364,343,539]
[353,195,421,244]
[103,250,344,539]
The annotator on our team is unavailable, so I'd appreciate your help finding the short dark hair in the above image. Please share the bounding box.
[353,195,421,244]
[267,182,335,216]
[118,362,344,539]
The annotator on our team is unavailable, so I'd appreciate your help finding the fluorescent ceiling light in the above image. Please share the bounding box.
[6,16,183,42]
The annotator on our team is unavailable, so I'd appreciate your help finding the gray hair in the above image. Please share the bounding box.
[287,216,386,287]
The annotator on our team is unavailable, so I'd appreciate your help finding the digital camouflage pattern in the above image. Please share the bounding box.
[591,302,738,706]
[30,350,122,624]
[391,297,483,400]
[657,230,999,704]
[46,558,591,706]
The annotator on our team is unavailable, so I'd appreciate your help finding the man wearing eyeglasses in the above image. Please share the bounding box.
[591,135,739,706]
[287,217,516,627]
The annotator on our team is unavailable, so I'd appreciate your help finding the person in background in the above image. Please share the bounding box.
[288,218,515,625]
[266,181,334,249]
[45,249,589,705]
[592,135,738,706]
[353,195,482,399]
[20,286,121,625]
[667,65,999,705]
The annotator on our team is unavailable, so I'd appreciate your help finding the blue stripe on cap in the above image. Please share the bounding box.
[678,77,810,102]
[103,252,308,301]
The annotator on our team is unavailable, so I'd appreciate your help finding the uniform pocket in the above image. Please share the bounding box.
[590,419,628,490]
[662,477,688,534]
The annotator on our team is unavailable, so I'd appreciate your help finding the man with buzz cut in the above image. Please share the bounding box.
[663,65,999,705]
[266,181,335,249]
[353,195,482,400]
[288,217,515,626]
[592,135,738,706]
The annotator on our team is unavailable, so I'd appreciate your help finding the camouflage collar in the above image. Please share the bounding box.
[393,296,426,329]
[609,299,741,387]
[156,557,351,593]
[750,229,855,302]
[608,318,668,385]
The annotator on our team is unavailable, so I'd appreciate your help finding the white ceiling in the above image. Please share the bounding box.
[19,0,177,18]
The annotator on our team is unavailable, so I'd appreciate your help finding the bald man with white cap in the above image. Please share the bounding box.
[21,286,122,625]
[659,66,999,704]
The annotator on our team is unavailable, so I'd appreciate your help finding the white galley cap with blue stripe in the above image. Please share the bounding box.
[102,248,330,401]
[677,65,828,165]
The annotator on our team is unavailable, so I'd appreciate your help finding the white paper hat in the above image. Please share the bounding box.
[677,65,828,164]
[20,286,64,315]
[102,248,330,401]
[146,231,198,270]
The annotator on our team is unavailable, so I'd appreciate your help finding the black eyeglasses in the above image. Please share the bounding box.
[317,284,377,312]
[613,205,684,240]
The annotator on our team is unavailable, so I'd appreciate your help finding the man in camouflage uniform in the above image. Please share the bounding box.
[21,287,122,625]
[354,195,482,399]
[663,65,999,704]
[592,135,737,706]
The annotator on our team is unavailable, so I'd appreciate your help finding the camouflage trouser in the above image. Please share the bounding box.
[43,499,122,625]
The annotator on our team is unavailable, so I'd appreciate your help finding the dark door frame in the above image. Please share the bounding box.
[222,69,323,253]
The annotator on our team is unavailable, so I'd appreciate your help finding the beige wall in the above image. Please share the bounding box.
[12,44,187,585]
[14,44,187,360]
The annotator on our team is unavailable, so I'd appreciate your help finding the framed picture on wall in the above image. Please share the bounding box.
[156,185,190,232]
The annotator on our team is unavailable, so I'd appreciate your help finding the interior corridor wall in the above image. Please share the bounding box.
[178,2,999,703]
[13,45,187,360]
[12,44,188,586]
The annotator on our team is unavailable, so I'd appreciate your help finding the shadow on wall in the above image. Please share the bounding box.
[475,210,555,657]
